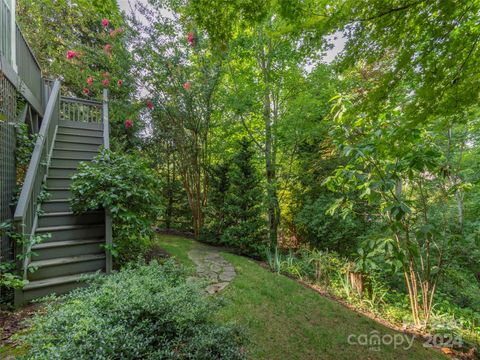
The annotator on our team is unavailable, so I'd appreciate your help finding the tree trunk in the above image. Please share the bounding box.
[455,189,464,231]
[260,39,279,249]
[348,271,364,296]
[264,95,278,247]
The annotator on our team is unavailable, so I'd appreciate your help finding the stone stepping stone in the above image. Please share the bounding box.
[188,245,236,294]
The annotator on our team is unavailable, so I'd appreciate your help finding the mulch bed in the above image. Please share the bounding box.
[0,303,42,347]
[144,244,171,263]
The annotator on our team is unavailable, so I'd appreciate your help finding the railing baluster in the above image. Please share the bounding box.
[58,97,103,124]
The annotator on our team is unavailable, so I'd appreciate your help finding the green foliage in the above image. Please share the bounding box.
[265,246,346,286]
[70,149,162,264]
[19,260,246,359]
[294,195,367,254]
[334,0,480,122]
[0,261,25,290]
[201,163,230,240]
[221,138,266,255]
[0,221,49,291]
[10,121,38,207]
[187,0,270,47]
[202,138,267,256]
[17,0,140,152]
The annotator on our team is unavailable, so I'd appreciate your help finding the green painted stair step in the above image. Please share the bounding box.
[36,224,105,242]
[54,140,100,151]
[52,148,98,159]
[46,188,71,200]
[32,238,104,261]
[28,254,106,281]
[37,211,104,228]
[22,272,100,302]
[50,156,93,167]
[56,133,103,145]
[41,199,71,213]
[56,126,103,137]
[46,177,73,188]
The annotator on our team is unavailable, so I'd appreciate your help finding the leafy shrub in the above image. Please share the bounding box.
[19,260,246,359]
[438,266,480,312]
[70,149,162,264]
[294,195,368,254]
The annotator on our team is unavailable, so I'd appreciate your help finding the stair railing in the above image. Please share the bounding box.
[60,96,103,123]
[14,79,61,279]
[103,89,112,274]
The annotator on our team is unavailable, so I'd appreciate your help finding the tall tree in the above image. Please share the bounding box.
[130,0,222,237]
[220,13,319,247]
[222,138,266,255]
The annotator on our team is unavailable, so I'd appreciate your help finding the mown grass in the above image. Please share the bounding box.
[156,235,447,360]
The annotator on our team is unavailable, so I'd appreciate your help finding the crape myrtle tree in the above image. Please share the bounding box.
[17,0,139,151]
[129,0,222,238]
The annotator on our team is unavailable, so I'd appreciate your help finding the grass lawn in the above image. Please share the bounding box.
[157,235,447,360]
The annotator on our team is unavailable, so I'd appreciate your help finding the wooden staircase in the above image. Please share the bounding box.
[14,81,112,305]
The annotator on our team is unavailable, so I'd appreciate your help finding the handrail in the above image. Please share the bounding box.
[16,25,42,102]
[0,1,43,115]
[15,24,42,72]
[61,96,102,106]
[14,80,61,227]
[60,96,103,124]
[103,89,112,274]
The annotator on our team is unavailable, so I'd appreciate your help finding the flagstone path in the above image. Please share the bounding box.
[188,245,236,294]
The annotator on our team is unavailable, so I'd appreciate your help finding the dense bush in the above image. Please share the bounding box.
[20,260,246,359]
[294,195,368,254]
[70,149,162,264]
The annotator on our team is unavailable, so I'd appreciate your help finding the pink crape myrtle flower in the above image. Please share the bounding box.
[117,79,123,87]
[110,28,124,38]
[187,32,195,47]
[102,79,109,87]
[87,77,94,86]
[104,44,112,55]
[146,99,154,110]
[66,50,77,60]
[83,88,90,95]
[102,18,110,27]
[183,82,191,90]
[124,119,133,129]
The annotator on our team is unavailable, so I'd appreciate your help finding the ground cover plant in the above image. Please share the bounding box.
[17,260,246,360]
